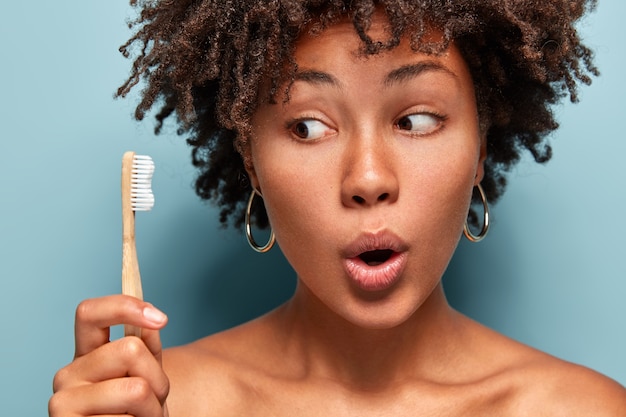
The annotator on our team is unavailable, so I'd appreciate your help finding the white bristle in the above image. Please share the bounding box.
[131,155,155,211]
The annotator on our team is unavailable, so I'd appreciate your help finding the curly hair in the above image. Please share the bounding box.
[117,0,597,228]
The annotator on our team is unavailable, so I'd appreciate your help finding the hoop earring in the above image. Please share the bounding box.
[245,189,275,253]
[464,183,490,243]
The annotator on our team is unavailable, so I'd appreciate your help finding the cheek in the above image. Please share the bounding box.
[408,141,478,206]
[404,155,479,254]
[433,159,476,211]
[253,153,331,245]
[250,130,339,229]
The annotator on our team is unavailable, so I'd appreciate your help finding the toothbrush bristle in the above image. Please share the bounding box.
[131,155,155,211]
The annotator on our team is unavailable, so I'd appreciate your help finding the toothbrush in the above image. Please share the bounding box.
[121,151,155,337]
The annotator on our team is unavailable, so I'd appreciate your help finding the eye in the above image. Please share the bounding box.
[395,113,443,135]
[289,119,334,141]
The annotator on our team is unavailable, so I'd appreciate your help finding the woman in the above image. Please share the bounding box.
[49,0,626,415]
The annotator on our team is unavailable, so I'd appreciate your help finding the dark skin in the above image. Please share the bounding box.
[118,0,598,230]
[50,16,626,417]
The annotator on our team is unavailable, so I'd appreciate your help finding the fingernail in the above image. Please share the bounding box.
[143,305,167,325]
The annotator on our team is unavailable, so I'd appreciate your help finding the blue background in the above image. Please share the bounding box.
[0,1,624,415]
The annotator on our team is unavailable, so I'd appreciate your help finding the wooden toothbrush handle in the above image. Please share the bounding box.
[121,151,143,338]
[122,224,143,337]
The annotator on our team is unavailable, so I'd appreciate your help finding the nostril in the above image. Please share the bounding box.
[352,193,391,205]
[352,195,365,204]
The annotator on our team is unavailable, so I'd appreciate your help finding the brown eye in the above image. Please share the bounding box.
[397,116,413,130]
[289,119,333,141]
[292,121,310,138]
[396,113,442,135]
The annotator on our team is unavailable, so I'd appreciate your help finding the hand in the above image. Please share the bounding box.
[49,295,170,417]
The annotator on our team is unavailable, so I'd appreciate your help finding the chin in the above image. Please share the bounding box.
[336,294,426,330]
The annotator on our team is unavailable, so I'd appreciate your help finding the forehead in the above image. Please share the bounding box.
[291,14,471,90]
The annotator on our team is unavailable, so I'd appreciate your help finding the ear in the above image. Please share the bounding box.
[244,159,261,192]
[474,133,487,186]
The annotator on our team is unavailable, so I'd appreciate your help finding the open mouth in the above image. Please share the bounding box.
[358,249,394,266]
[343,232,408,291]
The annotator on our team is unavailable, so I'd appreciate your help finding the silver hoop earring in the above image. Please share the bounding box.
[245,189,276,253]
[464,183,490,243]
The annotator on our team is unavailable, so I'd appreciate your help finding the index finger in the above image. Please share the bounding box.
[74,295,167,358]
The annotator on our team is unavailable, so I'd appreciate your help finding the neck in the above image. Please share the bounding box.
[277,282,464,390]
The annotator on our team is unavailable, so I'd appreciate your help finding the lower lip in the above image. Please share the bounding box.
[344,252,408,292]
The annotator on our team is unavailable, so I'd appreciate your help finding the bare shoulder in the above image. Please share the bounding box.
[159,313,626,416]
[517,356,626,416]
[481,326,625,415]
[460,318,626,416]
[161,317,281,417]
[162,337,240,416]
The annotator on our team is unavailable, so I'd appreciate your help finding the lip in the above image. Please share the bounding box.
[342,231,409,292]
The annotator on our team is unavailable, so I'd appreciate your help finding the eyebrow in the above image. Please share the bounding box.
[293,70,342,88]
[293,61,457,89]
[384,61,458,87]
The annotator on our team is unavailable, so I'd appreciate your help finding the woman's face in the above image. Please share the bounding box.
[248,15,485,329]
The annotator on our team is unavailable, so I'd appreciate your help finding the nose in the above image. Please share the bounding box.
[340,136,400,208]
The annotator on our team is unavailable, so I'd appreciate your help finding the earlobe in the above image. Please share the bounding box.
[244,163,261,192]
[474,135,487,186]
[240,139,262,192]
